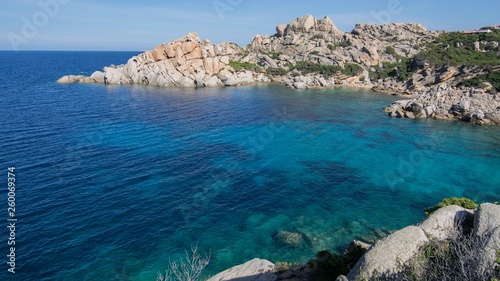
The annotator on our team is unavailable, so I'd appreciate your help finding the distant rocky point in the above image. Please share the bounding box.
[58,14,500,125]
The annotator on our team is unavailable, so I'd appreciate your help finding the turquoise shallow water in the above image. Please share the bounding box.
[0,52,499,280]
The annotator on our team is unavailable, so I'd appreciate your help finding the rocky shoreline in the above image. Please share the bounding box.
[206,203,500,281]
[58,15,500,125]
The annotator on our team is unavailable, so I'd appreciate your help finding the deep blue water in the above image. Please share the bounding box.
[0,51,499,280]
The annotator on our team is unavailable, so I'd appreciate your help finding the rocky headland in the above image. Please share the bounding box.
[58,14,500,125]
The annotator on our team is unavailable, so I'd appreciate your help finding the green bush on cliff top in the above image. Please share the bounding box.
[461,70,500,92]
[416,30,500,67]
[424,197,478,216]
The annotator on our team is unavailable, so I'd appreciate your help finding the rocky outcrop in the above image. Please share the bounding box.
[283,75,335,89]
[347,203,500,280]
[279,15,344,37]
[346,226,429,280]
[383,83,500,124]
[58,32,267,88]
[481,227,500,277]
[208,204,499,281]
[56,15,438,91]
[207,259,277,281]
[246,15,438,90]
[473,203,500,278]
[418,205,474,240]
[474,203,500,236]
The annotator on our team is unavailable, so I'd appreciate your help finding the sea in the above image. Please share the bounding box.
[0,51,498,280]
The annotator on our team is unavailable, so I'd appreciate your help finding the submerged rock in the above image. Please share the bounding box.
[272,231,303,248]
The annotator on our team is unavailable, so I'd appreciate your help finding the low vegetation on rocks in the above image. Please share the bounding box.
[382,224,500,281]
[416,29,500,67]
[307,245,366,281]
[228,61,260,72]
[424,197,478,216]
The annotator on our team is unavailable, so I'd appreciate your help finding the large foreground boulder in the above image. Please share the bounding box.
[474,203,500,236]
[207,259,277,281]
[346,226,429,279]
[474,203,500,276]
[418,205,474,240]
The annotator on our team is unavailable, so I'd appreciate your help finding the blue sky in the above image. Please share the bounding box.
[1,0,499,51]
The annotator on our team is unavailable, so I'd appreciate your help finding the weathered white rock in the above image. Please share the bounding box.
[104,67,130,85]
[207,258,276,281]
[384,83,500,125]
[474,203,500,236]
[176,76,196,88]
[223,76,241,86]
[478,226,500,276]
[276,24,287,37]
[336,275,348,281]
[347,226,429,280]
[56,75,85,84]
[418,205,474,240]
[204,76,223,87]
[57,32,242,88]
[293,82,307,89]
[279,14,344,37]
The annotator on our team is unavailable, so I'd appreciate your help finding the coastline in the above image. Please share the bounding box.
[56,15,500,125]
[206,202,500,281]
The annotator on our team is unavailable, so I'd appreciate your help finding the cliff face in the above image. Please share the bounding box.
[57,14,500,125]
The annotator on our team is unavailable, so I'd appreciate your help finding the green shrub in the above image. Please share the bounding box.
[327,44,336,51]
[228,61,260,72]
[263,52,283,60]
[311,34,324,40]
[424,197,478,216]
[311,50,320,55]
[370,58,412,81]
[416,30,500,67]
[343,63,364,76]
[385,46,397,56]
[338,41,350,48]
[461,70,500,92]
[267,67,288,76]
